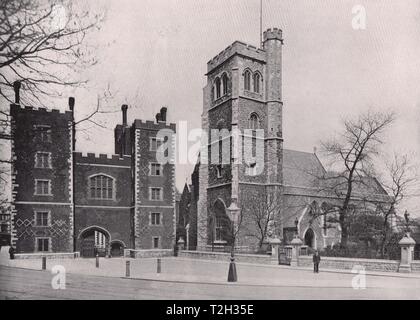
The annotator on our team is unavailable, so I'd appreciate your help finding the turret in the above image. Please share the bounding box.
[263,28,283,138]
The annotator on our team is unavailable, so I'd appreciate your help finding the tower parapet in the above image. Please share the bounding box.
[263,28,283,43]
[207,41,266,74]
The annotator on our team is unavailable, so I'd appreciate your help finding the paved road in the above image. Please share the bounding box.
[1,265,419,300]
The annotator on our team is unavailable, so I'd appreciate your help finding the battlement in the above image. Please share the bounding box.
[74,152,132,167]
[263,28,283,42]
[207,41,266,74]
[133,119,176,132]
[10,103,73,119]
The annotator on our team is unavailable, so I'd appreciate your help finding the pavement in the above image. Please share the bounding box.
[1,246,420,299]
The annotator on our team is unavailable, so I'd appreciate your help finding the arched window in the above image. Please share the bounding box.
[244,70,251,91]
[215,77,221,99]
[249,113,259,130]
[222,73,228,95]
[89,174,114,199]
[253,72,261,93]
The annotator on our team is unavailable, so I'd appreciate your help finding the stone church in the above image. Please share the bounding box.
[178,28,391,252]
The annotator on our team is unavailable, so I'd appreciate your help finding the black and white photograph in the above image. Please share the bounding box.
[1,0,420,305]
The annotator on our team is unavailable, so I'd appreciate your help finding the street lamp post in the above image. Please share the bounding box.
[227,201,240,282]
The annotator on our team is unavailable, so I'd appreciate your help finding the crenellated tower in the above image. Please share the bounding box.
[197,28,284,250]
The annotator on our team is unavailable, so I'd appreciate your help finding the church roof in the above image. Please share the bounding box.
[282,149,390,200]
[283,149,325,188]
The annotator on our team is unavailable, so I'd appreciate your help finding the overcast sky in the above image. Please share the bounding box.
[52,0,420,215]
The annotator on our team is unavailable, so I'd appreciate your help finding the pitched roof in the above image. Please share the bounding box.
[283,149,325,188]
[283,149,389,199]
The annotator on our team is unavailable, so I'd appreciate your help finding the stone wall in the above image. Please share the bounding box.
[298,255,400,272]
[411,261,420,273]
[15,252,80,259]
[125,249,173,258]
[179,250,272,265]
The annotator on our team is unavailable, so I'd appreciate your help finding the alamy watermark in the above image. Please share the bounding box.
[51,265,66,290]
[351,265,366,290]
[352,5,366,30]
[154,122,266,176]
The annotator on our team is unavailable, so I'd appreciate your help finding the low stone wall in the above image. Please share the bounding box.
[179,250,272,265]
[411,261,420,272]
[125,249,173,259]
[298,255,400,272]
[14,252,80,260]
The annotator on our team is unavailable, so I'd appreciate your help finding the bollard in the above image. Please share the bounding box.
[42,256,46,270]
[126,260,130,277]
[96,254,99,268]
[157,258,161,274]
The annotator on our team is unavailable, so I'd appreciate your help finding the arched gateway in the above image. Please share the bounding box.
[304,228,315,248]
[78,226,111,258]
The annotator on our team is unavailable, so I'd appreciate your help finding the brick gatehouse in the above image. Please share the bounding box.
[10,95,176,256]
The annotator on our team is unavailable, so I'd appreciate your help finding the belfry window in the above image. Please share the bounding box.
[253,72,261,93]
[215,77,221,99]
[89,174,114,200]
[222,73,228,95]
[249,113,260,130]
[244,70,251,91]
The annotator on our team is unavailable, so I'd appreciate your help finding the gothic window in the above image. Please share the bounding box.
[215,77,221,99]
[89,174,114,200]
[249,113,260,130]
[222,73,228,95]
[244,70,251,91]
[253,72,261,93]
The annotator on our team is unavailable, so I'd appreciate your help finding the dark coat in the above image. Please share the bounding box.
[313,253,321,263]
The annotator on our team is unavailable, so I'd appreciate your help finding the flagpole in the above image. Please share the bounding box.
[260,0,263,48]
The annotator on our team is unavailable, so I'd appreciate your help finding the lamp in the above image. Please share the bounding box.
[227,201,240,282]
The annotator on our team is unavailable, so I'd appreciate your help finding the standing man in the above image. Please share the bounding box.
[9,246,15,260]
[313,250,321,273]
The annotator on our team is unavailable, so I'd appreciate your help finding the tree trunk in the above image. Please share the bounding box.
[339,209,348,248]
[380,217,389,259]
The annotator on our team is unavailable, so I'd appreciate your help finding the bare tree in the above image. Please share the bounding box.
[376,153,418,257]
[0,0,109,195]
[0,0,103,106]
[0,0,106,141]
[241,188,281,250]
[319,110,395,248]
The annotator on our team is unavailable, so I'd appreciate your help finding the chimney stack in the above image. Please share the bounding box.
[68,97,75,111]
[160,107,167,123]
[155,112,161,123]
[13,81,21,104]
[121,104,128,126]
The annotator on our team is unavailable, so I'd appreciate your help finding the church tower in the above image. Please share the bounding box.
[197,28,284,250]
